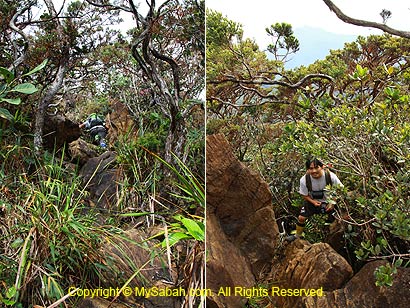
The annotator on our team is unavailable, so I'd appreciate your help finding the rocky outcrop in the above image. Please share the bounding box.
[206,134,279,306]
[69,138,98,165]
[304,260,410,308]
[206,212,255,308]
[77,228,179,308]
[105,101,137,146]
[100,228,169,287]
[43,114,81,150]
[206,134,279,275]
[97,228,179,308]
[269,239,353,307]
[79,151,121,210]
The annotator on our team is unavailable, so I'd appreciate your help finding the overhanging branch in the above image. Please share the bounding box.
[210,73,334,89]
[322,0,410,39]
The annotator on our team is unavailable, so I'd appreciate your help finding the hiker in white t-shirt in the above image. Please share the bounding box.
[286,158,343,242]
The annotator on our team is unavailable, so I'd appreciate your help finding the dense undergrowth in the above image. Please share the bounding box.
[209,85,410,284]
[0,114,205,307]
[207,23,410,291]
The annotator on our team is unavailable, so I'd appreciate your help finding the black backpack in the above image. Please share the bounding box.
[88,113,104,127]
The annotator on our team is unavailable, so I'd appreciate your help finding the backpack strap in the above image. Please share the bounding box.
[306,170,332,192]
[305,174,312,192]
[325,169,332,187]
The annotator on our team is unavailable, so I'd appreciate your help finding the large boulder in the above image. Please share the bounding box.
[98,228,180,308]
[105,101,137,146]
[43,114,81,150]
[206,134,279,275]
[79,151,121,210]
[206,134,279,307]
[269,239,353,307]
[206,212,255,308]
[304,260,410,308]
[68,138,98,165]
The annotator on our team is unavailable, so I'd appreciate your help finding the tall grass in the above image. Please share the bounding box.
[0,147,122,307]
[114,136,205,307]
[1,122,205,307]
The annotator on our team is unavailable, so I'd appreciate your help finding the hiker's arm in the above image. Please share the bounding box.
[79,120,89,129]
[302,194,321,207]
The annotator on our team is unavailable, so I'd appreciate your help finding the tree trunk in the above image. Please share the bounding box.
[33,58,68,153]
[34,0,70,153]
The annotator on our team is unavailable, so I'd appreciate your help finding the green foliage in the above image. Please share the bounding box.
[152,152,205,210]
[374,259,403,287]
[0,60,47,120]
[0,148,119,306]
[266,23,299,60]
[206,9,243,49]
[350,64,369,81]
[207,29,410,284]
[163,215,205,247]
[141,150,205,249]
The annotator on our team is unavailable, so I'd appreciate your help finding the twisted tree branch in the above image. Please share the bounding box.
[322,0,410,39]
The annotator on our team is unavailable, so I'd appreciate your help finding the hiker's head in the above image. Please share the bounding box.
[306,158,324,178]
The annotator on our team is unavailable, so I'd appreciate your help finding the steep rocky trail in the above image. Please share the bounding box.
[40,102,180,307]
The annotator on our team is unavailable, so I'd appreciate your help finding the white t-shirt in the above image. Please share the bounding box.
[299,171,343,202]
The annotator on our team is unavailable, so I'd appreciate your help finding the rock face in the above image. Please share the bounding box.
[79,151,121,210]
[105,101,137,146]
[99,228,179,308]
[304,260,410,308]
[101,228,168,287]
[78,228,179,308]
[269,239,353,308]
[206,134,279,306]
[68,138,98,165]
[206,134,279,274]
[206,212,256,308]
[43,114,81,150]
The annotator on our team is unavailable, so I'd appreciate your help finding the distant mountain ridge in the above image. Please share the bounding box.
[283,26,358,69]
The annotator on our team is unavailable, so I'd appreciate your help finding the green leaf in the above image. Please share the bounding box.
[5,286,17,299]
[2,298,17,305]
[11,238,24,249]
[374,244,381,255]
[181,218,204,241]
[0,97,21,105]
[0,67,14,83]
[22,59,48,77]
[395,259,403,267]
[162,232,191,247]
[0,107,14,120]
[10,83,37,94]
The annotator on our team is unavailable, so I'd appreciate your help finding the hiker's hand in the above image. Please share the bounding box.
[312,200,321,207]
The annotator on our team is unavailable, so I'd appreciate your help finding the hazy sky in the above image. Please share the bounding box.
[206,0,410,50]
